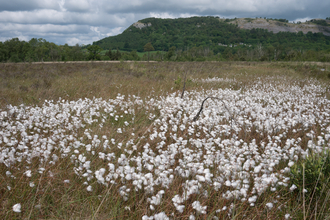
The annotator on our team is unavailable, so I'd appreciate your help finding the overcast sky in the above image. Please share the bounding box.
[1,0,329,46]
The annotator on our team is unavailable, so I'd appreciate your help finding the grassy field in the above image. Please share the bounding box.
[0,61,330,219]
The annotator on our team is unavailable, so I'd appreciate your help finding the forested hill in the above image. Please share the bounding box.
[93,16,330,53]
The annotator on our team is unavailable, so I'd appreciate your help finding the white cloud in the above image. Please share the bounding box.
[0,0,329,45]
[64,0,92,12]
[58,0,67,12]
[106,27,125,37]
[66,37,83,46]
[292,17,313,23]
[149,12,176,19]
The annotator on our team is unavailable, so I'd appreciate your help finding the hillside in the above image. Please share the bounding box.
[94,16,232,52]
[229,18,330,36]
[93,16,330,53]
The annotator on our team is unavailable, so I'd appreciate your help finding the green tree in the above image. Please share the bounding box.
[124,42,130,50]
[87,45,102,60]
[105,48,113,60]
[68,44,84,61]
[0,42,5,62]
[266,45,275,61]
[144,42,154,61]
[115,49,121,60]
[166,46,176,60]
[111,49,121,60]
[35,38,48,61]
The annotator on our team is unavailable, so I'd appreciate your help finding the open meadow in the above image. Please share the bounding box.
[1,61,330,219]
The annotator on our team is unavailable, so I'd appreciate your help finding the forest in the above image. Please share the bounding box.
[1,16,330,62]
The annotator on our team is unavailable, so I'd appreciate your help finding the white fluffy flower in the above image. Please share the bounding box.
[24,170,32,177]
[285,214,291,219]
[266,202,273,209]
[189,215,195,220]
[13,203,21,212]
[154,212,169,220]
[289,184,297,191]
[248,195,257,203]
[192,201,207,214]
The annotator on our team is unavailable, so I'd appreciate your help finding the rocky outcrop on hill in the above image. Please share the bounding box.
[133,22,152,29]
[228,18,330,36]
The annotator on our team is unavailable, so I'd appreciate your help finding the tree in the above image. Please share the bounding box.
[166,46,176,60]
[266,45,275,61]
[115,49,121,60]
[105,48,113,60]
[34,38,48,62]
[87,45,102,60]
[124,42,130,50]
[144,42,154,61]
[68,44,84,61]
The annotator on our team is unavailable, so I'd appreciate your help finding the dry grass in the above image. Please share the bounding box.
[1,61,329,109]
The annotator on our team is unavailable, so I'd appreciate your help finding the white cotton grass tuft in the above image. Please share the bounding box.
[154,212,169,220]
[24,170,32,177]
[13,203,21,212]
[285,214,291,219]
[189,214,196,220]
[266,202,273,209]
[289,184,297,191]
[192,201,207,214]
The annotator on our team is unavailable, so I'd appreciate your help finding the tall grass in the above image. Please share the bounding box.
[1,61,329,109]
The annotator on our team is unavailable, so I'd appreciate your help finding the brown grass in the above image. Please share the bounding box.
[1,61,329,109]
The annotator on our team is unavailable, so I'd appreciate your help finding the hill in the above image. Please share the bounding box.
[229,18,330,36]
[93,16,330,54]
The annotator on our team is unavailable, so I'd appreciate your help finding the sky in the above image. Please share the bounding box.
[0,0,329,46]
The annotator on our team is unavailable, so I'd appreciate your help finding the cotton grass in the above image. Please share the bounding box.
[1,75,329,219]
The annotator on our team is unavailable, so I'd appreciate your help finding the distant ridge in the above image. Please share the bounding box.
[92,16,330,53]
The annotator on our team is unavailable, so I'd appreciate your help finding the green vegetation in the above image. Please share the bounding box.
[0,38,87,62]
[289,149,330,218]
[1,16,330,62]
[310,19,330,27]
[144,42,155,61]
[87,45,102,60]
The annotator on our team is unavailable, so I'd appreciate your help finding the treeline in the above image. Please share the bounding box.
[0,38,141,62]
[1,37,330,62]
[143,45,330,62]
[0,38,88,62]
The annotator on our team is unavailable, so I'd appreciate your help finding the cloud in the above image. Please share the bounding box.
[63,0,92,12]
[0,0,60,11]
[292,17,313,23]
[0,0,329,45]
[106,27,125,37]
